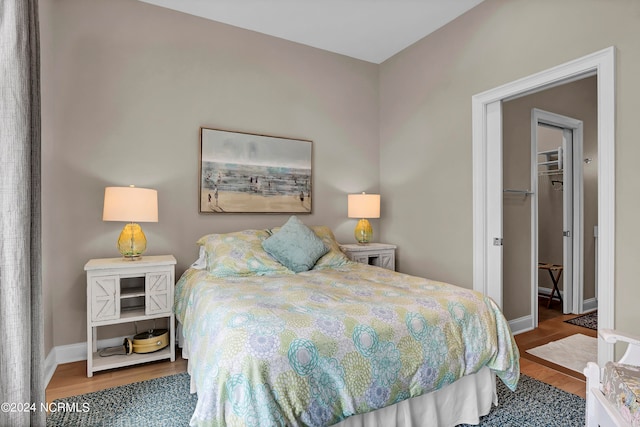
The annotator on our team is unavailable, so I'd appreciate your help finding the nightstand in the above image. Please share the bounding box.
[85,255,176,377]
[339,243,396,271]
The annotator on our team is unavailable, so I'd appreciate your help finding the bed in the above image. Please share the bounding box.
[174,218,520,427]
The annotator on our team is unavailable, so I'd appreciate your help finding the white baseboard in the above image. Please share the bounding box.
[539,287,598,313]
[46,328,184,387]
[509,315,534,335]
[506,293,598,339]
[537,286,562,298]
[583,297,598,312]
[44,336,129,387]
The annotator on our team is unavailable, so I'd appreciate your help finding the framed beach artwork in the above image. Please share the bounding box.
[199,128,313,214]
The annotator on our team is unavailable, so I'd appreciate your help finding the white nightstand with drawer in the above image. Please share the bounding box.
[85,255,176,377]
[339,243,396,271]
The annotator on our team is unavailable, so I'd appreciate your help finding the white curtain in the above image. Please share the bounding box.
[0,0,45,426]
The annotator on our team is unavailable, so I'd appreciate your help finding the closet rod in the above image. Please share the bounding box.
[538,170,563,176]
[503,189,534,195]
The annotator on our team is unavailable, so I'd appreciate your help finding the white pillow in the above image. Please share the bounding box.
[190,246,207,270]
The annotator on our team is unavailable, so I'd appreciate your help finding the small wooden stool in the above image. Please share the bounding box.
[538,262,563,308]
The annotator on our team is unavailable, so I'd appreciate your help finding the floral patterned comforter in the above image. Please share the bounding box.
[175,262,520,427]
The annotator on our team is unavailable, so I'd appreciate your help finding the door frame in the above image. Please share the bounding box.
[472,46,615,365]
[532,109,584,321]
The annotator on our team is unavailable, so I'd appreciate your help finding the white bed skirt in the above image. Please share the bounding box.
[336,366,496,427]
[177,323,496,427]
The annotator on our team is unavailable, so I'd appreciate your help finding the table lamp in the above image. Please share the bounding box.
[348,192,380,244]
[103,185,158,260]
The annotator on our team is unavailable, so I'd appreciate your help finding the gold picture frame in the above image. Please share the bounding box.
[199,127,312,214]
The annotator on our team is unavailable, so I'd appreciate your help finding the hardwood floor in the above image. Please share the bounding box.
[46,299,595,402]
[45,349,187,403]
[515,297,597,398]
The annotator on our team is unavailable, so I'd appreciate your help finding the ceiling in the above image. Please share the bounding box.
[138,0,484,64]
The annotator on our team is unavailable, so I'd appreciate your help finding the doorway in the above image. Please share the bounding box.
[536,123,573,315]
[500,83,595,330]
[472,46,615,365]
[532,109,591,325]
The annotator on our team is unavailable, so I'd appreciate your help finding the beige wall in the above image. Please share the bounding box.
[40,0,380,350]
[379,0,640,335]
[502,76,598,319]
[41,0,640,352]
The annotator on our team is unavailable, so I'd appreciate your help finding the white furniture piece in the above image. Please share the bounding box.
[85,255,177,377]
[339,243,396,271]
[585,329,640,427]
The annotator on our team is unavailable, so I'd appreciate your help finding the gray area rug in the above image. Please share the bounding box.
[47,373,197,427]
[459,374,585,427]
[565,311,598,330]
[47,372,585,427]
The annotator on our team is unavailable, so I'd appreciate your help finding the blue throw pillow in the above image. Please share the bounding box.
[262,216,329,273]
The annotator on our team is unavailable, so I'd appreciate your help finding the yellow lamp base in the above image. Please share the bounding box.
[354,218,373,244]
[117,223,147,260]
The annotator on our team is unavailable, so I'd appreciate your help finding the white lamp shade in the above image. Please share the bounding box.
[103,186,158,222]
[348,193,380,218]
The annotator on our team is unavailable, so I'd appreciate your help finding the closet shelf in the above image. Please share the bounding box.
[538,146,563,175]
